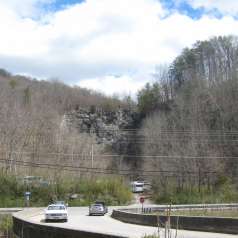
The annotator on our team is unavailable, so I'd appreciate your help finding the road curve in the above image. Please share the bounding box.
[14,207,237,238]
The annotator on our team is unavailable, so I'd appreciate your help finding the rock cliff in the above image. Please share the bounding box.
[64,107,140,147]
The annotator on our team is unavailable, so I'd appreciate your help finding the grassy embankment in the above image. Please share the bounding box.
[0,215,14,238]
[0,171,237,207]
[152,176,238,204]
[0,172,132,207]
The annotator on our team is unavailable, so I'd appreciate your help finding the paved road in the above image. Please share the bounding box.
[15,207,237,238]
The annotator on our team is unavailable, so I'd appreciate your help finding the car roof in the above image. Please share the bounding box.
[48,204,65,207]
[95,201,105,204]
[131,181,144,185]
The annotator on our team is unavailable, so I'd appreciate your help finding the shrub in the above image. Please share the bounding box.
[0,172,132,207]
[152,177,238,204]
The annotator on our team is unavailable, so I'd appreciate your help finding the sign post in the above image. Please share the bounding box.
[139,196,145,213]
[24,191,31,207]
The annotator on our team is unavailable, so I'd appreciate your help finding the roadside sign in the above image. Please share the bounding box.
[140,197,145,213]
[25,192,31,196]
[24,191,31,206]
[140,196,145,204]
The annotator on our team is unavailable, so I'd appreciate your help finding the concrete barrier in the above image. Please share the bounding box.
[0,208,22,214]
[112,207,238,234]
[13,215,127,238]
[12,205,238,237]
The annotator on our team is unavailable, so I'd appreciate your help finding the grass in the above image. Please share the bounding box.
[0,215,14,238]
[152,176,238,205]
[142,234,159,238]
[0,172,132,207]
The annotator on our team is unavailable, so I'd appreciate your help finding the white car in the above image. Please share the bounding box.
[45,204,68,222]
[131,181,144,193]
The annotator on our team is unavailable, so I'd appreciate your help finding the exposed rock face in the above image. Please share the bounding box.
[63,107,143,176]
[64,108,140,146]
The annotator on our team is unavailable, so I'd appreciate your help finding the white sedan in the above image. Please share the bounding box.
[45,204,68,222]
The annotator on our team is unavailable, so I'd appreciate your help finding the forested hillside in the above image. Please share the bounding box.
[1,35,238,204]
[0,71,133,178]
[138,36,238,203]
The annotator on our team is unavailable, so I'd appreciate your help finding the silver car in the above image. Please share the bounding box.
[89,203,107,216]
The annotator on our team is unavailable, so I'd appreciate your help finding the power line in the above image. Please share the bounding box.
[0,158,219,175]
[73,128,238,134]
[7,128,238,135]
[121,134,238,138]
[111,139,238,143]
[0,160,119,175]
[1,159,203,178]
[4,150,238,159]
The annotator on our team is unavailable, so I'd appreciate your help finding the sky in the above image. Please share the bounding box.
[0,0,238,97]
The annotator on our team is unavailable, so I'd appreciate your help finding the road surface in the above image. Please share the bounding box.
[14,207,237,238]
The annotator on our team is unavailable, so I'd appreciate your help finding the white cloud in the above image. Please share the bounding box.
[0,0,53,17]
[0,0,238,96]
[184,0,238,16]
[78,75,146,97]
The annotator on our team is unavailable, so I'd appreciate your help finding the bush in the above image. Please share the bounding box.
[152,177,238,204]
[0,215,14,237]
[142,234,159,238]
[0,172,132,207]
[68,177,132,206]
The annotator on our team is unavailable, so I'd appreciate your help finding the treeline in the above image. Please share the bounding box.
[0,70,132,177]
[0,70,130,112]
[137,35,238,203]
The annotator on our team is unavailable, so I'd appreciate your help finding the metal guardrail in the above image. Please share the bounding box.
[112,204,238,234]
[119,203,238,214]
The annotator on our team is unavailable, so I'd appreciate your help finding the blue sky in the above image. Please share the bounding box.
[47,0,232,19]
[0,0,237,96]
[48,0,85,11]
[161,0,205,19]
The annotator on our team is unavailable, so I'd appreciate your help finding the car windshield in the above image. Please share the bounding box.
[55,201,64,204]
[47,205,65,210]
[92,204,103,207]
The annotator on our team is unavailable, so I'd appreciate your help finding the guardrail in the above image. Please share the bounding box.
[120,203,238,213]
[0,208,22,214]
[112,204,238,234]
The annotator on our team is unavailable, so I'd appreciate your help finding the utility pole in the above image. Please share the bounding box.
[91,144,94,169]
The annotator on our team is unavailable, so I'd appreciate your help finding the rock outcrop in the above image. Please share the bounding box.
[62,107,143,176]
[64,107,140,146]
